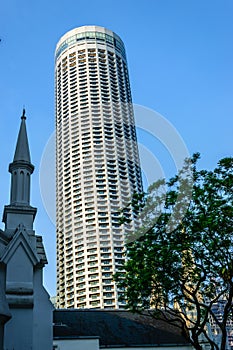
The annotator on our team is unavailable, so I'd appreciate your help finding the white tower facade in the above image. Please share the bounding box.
[55,26,143,309]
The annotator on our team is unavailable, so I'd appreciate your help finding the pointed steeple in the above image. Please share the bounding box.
[3,110,37,237]
[13,109,31,164]
[9,110,34,206]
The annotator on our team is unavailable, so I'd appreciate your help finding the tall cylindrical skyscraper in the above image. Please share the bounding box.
[55,26,143,309]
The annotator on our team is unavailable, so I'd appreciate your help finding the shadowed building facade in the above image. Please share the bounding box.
[0,111,53,349]
[55,26,143,309]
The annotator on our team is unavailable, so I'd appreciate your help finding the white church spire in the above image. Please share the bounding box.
[3,110,37,237]
[9,109,34,206]
[0,109,53,350]
[13,108,32,164]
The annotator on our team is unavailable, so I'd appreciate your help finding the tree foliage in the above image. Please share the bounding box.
[115,154,233,350]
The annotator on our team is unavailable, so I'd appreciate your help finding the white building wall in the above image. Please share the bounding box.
[53,338,99,350]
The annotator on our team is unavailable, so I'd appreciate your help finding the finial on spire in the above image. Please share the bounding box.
[21,108,26,120]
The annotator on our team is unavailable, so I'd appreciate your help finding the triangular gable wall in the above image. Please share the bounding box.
[1,225,39,267]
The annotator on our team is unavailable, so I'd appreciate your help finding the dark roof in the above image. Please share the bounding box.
[53,309,189,347]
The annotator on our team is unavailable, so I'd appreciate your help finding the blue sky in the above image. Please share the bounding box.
[0,0,232,296]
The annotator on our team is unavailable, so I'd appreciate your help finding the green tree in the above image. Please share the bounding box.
[115,154,233,350]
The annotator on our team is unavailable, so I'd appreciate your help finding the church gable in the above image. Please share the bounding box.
[1,225,39,268]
